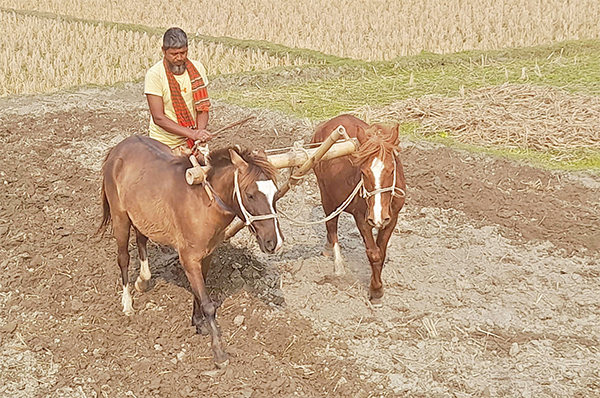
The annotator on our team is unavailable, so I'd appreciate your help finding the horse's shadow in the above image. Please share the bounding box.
[128,206,374,309]
[132,240,285,308]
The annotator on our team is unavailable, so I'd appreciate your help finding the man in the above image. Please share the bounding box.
[144,27,212,156]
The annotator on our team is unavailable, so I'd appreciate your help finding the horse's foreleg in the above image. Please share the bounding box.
[375,215,398,266]
[191,254,213,336]
[324,216,345,275]
[370,215,399,306]
[192,297,210,336]
[355,216,384,307]
[134,229,151,293]
[182,253,228,368]
[114,217,133,315]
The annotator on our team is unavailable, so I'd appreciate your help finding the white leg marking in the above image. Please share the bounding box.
[135,259,151,292]
[122,284,134,316]
[333,243,345,275]
[256,180,283,251]
[371,158,385,228]
[139,259,150,280]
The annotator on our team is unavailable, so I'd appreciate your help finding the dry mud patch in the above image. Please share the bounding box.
[0,85,599,397]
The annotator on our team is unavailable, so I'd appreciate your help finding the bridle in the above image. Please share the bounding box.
[360,154,405,200]
[233,169,278,227]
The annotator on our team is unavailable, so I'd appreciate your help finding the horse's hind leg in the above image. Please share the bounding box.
[324,216,345,275]
[134,228,151,293]
[114,215,134,315]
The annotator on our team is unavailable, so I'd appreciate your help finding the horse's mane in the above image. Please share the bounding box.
[351,124,401,166]
[208,147,277,187]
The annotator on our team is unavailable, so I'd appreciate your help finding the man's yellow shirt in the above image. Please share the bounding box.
[144,60,209,148]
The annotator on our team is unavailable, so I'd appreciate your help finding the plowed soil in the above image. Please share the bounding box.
[0,83,599,398]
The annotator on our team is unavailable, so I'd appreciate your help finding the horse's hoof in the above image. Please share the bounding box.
[333,261,346,276]
[123,309,134,316]
[214,358,229,369]
[369,297,383,308]
[134,277,149,293]
[195,323,210,336]
[214,351,229,369]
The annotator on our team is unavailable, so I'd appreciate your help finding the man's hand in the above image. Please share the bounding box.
[189,128,212,143]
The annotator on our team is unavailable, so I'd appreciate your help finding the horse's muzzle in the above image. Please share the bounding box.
[368,216,391,230]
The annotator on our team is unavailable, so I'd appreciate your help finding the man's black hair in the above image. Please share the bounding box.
[162,27,188,49]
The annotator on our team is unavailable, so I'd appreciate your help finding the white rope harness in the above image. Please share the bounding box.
[278,178,364,226]
[278,155,405,226]
[361,156,406,199]
[233,169,278,226]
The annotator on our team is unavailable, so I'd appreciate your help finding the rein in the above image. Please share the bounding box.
[361,155,406,199]
[233,169,278,226]
[205,182,237,215]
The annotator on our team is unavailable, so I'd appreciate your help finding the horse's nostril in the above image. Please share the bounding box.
[367,218,376,227]
[265,239,276,252]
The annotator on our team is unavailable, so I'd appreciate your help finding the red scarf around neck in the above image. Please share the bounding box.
[164,58,210,147]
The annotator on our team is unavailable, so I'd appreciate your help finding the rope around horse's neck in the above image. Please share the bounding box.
[277,178,364,226]
[277,154,405,226]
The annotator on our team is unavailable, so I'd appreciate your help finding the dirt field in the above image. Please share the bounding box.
[0,83,599,398]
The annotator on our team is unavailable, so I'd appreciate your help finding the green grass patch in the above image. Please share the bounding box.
[212,41,600,121]
[211,40,600,171]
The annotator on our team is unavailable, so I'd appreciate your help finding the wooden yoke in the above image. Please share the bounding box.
[223,125,354,240]
[266,139,359,170]
[275,125,354,200]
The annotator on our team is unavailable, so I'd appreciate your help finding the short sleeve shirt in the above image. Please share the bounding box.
[144,59,209,148]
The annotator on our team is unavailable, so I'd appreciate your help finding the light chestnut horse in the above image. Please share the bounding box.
[99,136,283,367]
[311,114,406,307]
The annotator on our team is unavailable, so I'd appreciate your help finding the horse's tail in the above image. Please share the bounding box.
[97,181,112,236]
[97,148,114,236]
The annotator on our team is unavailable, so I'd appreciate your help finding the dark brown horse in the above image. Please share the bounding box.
[311,114,406,307]
[99,135,282,367]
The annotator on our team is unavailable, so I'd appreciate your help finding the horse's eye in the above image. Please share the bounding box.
[248,194,254,200]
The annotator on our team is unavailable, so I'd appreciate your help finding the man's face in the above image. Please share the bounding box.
[163,47,188,75]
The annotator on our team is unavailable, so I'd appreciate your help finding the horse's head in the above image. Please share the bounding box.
[230,148,284,254]
[353,123,404,229]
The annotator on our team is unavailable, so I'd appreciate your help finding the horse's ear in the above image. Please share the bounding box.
[255,149,268,159]
[229,148,248,170]
[356,125,367,144]
[391,124,400,145]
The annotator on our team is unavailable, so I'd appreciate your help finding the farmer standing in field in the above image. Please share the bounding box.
[144,27,212,156]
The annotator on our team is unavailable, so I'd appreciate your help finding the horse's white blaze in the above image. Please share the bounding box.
[121,284,133,315]
[371,157,385,227]
[256,180,283,250]
[333,243,345,275]
[139,259,150,281]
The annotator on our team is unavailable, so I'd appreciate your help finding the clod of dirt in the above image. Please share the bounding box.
[1,322,17,334]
